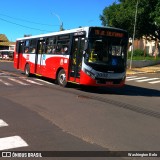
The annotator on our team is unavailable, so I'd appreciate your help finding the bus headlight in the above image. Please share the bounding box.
[84,69,96,79]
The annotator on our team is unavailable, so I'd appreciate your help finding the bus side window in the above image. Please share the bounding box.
[52,46,56,54]
[45,37,56,54]
[55,44,61,54]
[29,39,37,53]
[31,48,36,53]
[25,40,30,47]
[56,40,69,54]
[25,47,29,53]
[46,46,52,54]
[38,41,46,54]
[17,41,24,53]
[24,40,30,53]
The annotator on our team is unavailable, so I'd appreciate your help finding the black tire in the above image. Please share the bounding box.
[24,64,30,77]
[57,69,67,87]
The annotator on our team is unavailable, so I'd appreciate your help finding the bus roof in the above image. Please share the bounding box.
[16,27,89,41]
[16,26,127,41]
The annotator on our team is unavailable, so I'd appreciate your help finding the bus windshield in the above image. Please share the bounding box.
[84,37,127,72]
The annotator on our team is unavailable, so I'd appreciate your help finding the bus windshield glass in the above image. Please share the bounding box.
[85,35,128,72]
[87,37,126,63]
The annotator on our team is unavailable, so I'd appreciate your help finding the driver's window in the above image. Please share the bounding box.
[111,46,122,56]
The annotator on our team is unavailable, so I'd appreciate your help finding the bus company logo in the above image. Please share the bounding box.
[43,54,46,60]
[97,73,108,78]
[2,152,11,157]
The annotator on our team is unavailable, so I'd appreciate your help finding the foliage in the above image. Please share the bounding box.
[100,0,160,41]
[128,49,160,60]
[128,49,144,57]
[128,55,160,60]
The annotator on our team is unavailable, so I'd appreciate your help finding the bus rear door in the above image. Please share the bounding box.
[69,36,85,83]
[35,39,45,75]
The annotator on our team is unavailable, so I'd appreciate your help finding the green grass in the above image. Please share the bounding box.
[127,49,160,61]
[128,56,160,61]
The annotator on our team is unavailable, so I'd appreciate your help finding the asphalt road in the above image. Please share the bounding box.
[0,61,160,160]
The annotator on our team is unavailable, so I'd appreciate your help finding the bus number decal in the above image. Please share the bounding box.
[60,59,63,65]
[64,59,67,63]
[97,73,108,78]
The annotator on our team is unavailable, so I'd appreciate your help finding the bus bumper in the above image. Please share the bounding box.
[80,71,125,87]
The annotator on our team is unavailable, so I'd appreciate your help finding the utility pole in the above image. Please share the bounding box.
[129,0,138,69]
[51,12,63,31]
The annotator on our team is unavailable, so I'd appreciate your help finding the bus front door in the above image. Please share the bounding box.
[69,36,85,83]
[35,39,45,75]
[17,41,24,69]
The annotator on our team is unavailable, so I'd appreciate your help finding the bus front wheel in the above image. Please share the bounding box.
[25,64,30,77]
[57,69,67,87]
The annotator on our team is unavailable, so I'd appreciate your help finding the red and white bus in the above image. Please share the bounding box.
[14,26,128,87]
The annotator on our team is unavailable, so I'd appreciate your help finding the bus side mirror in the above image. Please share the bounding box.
[83,51,89,61]
[84,41,88,51]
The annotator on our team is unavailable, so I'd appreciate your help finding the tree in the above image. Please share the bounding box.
[152,1,160,37]
[100,0,160,41]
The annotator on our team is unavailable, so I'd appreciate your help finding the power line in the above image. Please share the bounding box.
[0,13,59,27]
[0,17,53,32]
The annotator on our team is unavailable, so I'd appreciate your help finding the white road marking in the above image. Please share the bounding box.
[126,76,138,79]
[0,73,5,75]
[136,78,160,82]
[8,78,29,85]
[35,78,55,85]
[0,79,12,86]
[21,78,43,85]
[149,80,160,84]
[0,136,28,150]
[0,119,8,127]
[126,77,147,81]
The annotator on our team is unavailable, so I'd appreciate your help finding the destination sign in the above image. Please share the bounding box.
[74,31,86,36]
[94,29,124,38]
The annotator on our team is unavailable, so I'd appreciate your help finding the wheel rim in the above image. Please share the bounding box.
[25,65,30,76]
[25,68,29,75]
[59,73,66,84]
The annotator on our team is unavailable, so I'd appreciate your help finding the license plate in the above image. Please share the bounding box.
[106,81,113,85]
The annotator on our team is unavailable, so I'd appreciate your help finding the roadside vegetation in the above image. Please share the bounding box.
[100,0,160,59]
[127,49,160,60]
[100,0,160,42]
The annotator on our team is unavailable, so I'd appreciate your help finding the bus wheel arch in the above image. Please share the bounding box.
[24,63,31,77]
[57,68,67,87]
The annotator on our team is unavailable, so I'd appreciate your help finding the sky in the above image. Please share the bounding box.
[0,0,116,42]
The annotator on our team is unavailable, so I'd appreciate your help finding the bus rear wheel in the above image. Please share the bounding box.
[57,69,67,87]
[25,64,31,77]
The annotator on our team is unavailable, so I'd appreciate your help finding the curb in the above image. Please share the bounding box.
[127,70,160,75]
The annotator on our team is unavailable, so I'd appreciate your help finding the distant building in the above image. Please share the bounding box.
[0,34,15,51]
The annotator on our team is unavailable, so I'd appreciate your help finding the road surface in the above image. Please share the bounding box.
[0,61,160,159]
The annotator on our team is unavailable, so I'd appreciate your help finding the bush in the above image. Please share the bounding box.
[128,48,160,60]
[128,49,144,58]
